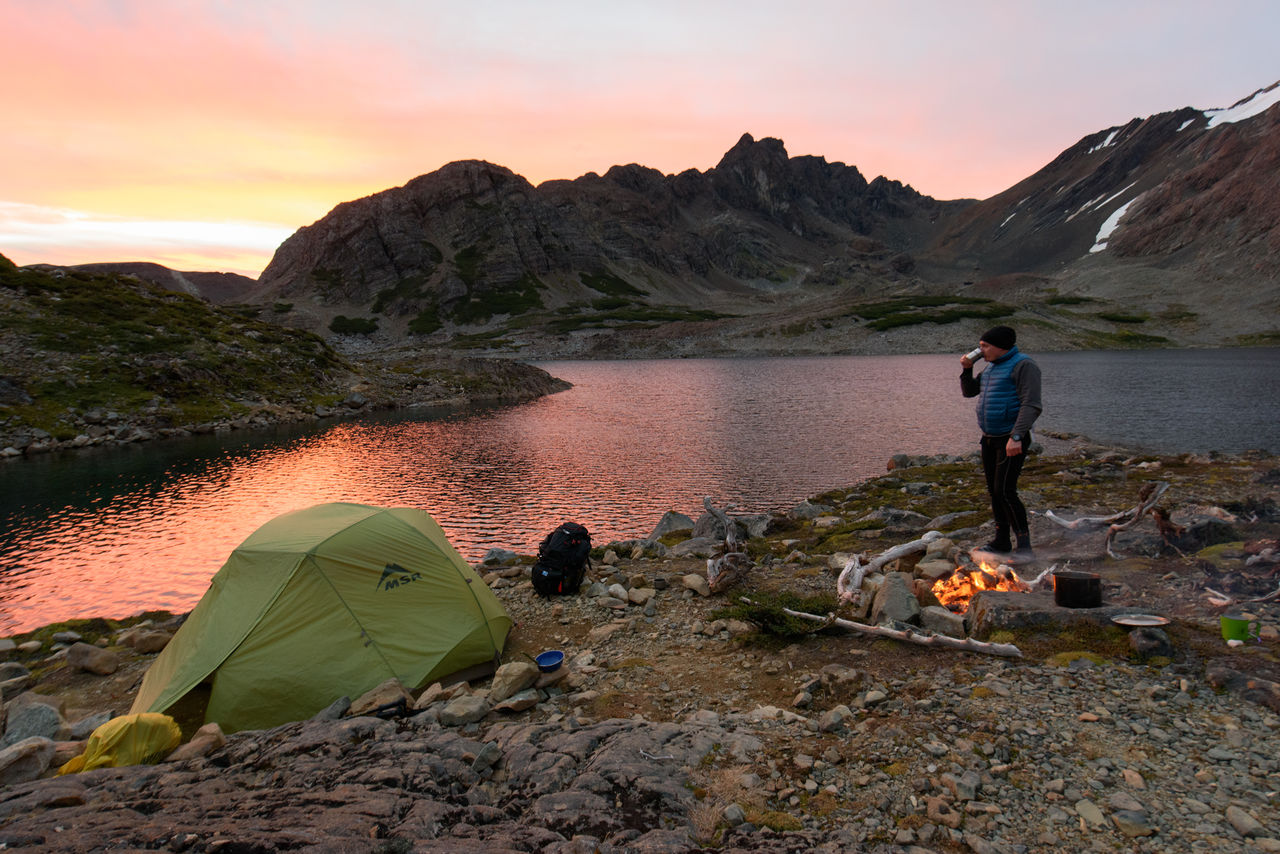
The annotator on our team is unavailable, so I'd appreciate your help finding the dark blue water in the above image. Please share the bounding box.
[0,348,1276,632]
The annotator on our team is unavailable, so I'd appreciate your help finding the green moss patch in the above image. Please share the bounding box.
[843,296,1015,331]
[579,271,647,297]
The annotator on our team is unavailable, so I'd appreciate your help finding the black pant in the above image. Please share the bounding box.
[980,434,1029,544]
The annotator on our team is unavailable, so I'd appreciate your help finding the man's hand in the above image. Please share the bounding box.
[960,355,975,370]
[1006,437,1023,456]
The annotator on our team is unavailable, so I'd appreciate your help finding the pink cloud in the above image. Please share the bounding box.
[3,1,1277,273]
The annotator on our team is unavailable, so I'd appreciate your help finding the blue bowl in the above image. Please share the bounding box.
[535,650,564,673]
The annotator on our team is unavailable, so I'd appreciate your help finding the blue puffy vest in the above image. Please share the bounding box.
[976,347,1028,436]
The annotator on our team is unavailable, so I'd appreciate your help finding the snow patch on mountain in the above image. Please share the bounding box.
[1205,84,1280,127]
[1090,195,1141,254]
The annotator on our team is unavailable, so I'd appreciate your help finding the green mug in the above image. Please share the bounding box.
[1220,614,1261,642]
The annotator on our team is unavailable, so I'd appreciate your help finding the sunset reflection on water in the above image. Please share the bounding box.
[3,355,975,632]
[6,349,1274,634]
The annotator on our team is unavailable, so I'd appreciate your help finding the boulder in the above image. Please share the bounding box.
[915,558,957,581]
[69,711,113,740]
[818,704,855,733]
[53,739,87,769]
[788,501,832,520]
[8,691,67,718]
[348,678,414,717]
[648,511,695,540]
[737,514,775,539]
[489,662,539,703]
[2,701,63,746]
[670,537,720,558]
[494,689,540,713]
[312,697,351,721]
[924,537,954,556]
[627,587,656,605]
[681,574,711,597]
[966,591,1136,639]
[439,695,490,726]
[480,548,521,566]
[534,667,569,690]
[587,621,628,643]
[692,513,749,542]
[165,723,226,762]
[0,662,30,681]
[856,507,932,532]
[413,682,447,711]
[1128,627,1175,659]
[130,631,174,654]
[921,605,967,638]
[870,572,921,625]
[0,675,31,700]
[0,736,56,786]
[66,642,118,675]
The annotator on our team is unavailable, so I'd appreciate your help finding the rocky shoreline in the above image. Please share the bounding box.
[0,352,569,459]
[0,449,1278,852]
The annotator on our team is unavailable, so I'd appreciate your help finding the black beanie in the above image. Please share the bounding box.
[980,325,1016,350]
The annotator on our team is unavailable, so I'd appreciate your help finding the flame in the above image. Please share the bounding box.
[931,561,1031,612]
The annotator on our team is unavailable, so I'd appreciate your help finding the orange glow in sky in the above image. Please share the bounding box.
[2,0,1277,278]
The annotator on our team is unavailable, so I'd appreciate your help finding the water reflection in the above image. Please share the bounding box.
[2,350,1277,633]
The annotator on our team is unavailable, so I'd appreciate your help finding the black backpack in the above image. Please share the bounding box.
[531,522,592,596]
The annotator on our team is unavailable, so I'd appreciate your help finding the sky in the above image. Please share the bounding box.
[2,0,1277,278]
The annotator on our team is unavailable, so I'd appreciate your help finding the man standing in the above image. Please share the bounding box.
[960,325,1042,559]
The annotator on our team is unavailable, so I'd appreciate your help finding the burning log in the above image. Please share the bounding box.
[837,530,944,604]
[931,561,1032,613]
[740,598,1022,658]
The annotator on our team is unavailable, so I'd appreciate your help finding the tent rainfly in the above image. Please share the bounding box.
[131,503,511,733]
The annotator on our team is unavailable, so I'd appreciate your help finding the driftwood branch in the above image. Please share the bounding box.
[1203,585,1280,607]
[705,497,751,593]
[742,598,1022,658]
[1042,482,1171,559]
[1104,481,1171,558]
[837,530,944,603]
[1043,507,1132,530]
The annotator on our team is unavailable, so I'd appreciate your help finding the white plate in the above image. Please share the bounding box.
[1111,614,1170,627]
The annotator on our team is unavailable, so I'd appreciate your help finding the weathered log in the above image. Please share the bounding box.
[1043,508,1131,530]
[1104,481,1171,558]
[1042,482,1171,558]
[1204,584,1280,607]
[704,497,750,593]
[836,530,944,603]
[742,598,1023,658]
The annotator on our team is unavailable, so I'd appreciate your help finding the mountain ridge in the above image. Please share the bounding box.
[242,82,1279,357]
[19,82,1280,358]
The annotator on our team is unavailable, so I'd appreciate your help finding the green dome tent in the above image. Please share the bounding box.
[131,503,511,733]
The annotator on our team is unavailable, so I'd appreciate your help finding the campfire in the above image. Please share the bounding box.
[932,561,1031,613]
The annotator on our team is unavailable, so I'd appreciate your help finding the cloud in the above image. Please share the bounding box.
[0,202,291,275]
[2,0,1278,272]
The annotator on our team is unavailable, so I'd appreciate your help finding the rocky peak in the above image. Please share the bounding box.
[711,133,803,225]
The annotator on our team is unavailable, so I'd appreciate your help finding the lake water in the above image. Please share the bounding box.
[2,348,1277,633]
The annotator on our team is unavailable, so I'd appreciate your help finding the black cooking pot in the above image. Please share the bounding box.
[1053,570,1102,608]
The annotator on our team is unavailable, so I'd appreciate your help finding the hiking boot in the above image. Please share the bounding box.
[980,540,1012,554]
[1011,545,1036,563]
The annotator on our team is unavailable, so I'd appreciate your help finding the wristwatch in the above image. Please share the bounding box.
[1010,434,1022,443]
